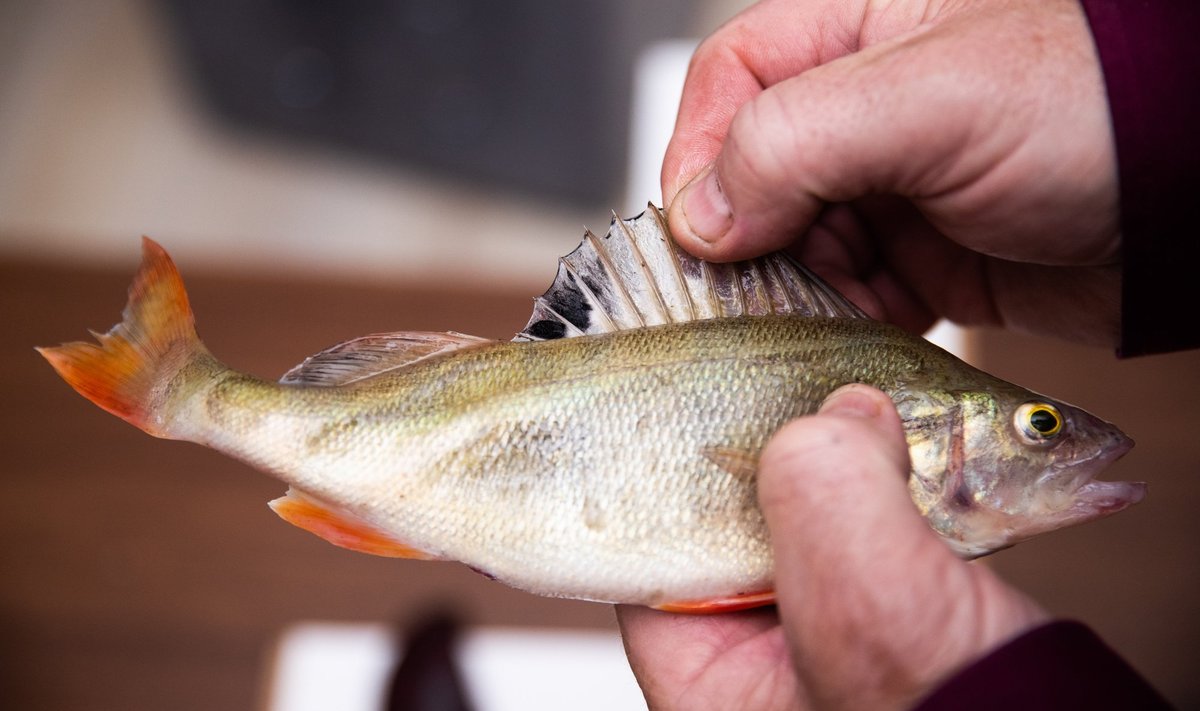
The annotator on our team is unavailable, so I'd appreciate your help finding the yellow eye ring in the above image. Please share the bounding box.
[1015,402,1064,440]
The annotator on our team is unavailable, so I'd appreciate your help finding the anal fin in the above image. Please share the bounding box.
[653,590,777,614]
[268,490,438,560]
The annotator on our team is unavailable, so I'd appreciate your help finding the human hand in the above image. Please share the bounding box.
[662,0,1120,345]
[617,385,1049,710]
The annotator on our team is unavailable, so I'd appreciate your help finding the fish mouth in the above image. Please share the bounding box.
[957,431,1141,557]
[1058,431,1143,517]
[1070,478,1146,514]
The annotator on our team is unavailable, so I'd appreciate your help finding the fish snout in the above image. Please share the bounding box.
[1062,425,1142,516]
[1106,429,1135,461]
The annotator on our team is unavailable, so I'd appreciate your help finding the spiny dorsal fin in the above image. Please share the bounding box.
[514,204,868,341]
[281,331,492,386]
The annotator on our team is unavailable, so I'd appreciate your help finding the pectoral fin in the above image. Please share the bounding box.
[653,590,776,614]
[701,446,759,481]
[268,489,439,560]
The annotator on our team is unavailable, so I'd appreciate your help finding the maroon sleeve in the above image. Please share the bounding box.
[1078,0,1200,357]
[912,621,1173,710]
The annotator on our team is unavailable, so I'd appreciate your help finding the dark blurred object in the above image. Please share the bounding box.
[385,614,473,711]
[158,0,690,206]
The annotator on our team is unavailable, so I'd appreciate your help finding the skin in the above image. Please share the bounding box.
[662,0,1118,346]
[619,0,1119,707]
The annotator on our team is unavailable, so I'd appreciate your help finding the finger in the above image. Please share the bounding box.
[757,385,957,707]
[757,385,926,600]
[987,260,1121,346]
[780,202,940,332]
[616,605,698,703]
[850,196,993,331]
[661,0,875,205]
[789,207,890,323]
[615,604,787,709]
[616,604,778,670]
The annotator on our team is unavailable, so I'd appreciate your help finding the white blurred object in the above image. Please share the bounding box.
[624,40,696,215]
[923,319,970,361]
[265,622,646,711]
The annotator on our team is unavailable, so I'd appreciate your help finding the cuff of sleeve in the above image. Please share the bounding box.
[911,620,1172,710]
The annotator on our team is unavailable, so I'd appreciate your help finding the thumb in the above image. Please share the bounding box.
[758,384,959,708]
[666,20,987,263]
[758,384,940,612]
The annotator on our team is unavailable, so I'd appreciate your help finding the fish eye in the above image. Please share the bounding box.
[1015,402,1064,441]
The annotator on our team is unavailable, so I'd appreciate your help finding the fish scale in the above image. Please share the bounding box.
[37,206,1143,612]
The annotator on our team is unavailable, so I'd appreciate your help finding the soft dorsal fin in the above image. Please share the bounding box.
[280,331,492,386]
[514,204,868,341]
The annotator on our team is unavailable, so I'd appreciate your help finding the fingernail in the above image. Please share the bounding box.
[820,385,884,419]
[680,166,732,243]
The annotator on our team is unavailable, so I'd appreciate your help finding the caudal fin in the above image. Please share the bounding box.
[37,237,206,438]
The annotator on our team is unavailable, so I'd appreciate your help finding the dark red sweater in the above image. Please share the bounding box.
[1083,0,1200,357]
[913,621,1173,709]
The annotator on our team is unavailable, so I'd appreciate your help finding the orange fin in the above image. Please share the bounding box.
[37,237,205,438]
[653,590,776,614]
[268,490,438,560]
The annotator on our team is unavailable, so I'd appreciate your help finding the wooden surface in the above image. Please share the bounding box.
[2,255,1197,709]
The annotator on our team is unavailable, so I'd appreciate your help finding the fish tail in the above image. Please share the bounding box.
[37,237,208,438]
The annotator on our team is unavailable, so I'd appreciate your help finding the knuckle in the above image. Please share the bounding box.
[759,412,908,511]
[725,91,796,185]
[759,417,865,499]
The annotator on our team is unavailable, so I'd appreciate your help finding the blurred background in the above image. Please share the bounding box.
[2,1,1197,709]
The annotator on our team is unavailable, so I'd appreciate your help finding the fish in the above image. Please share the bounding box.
[37,205,1144,613]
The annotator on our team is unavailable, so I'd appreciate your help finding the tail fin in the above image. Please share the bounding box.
[37,237,205,438]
